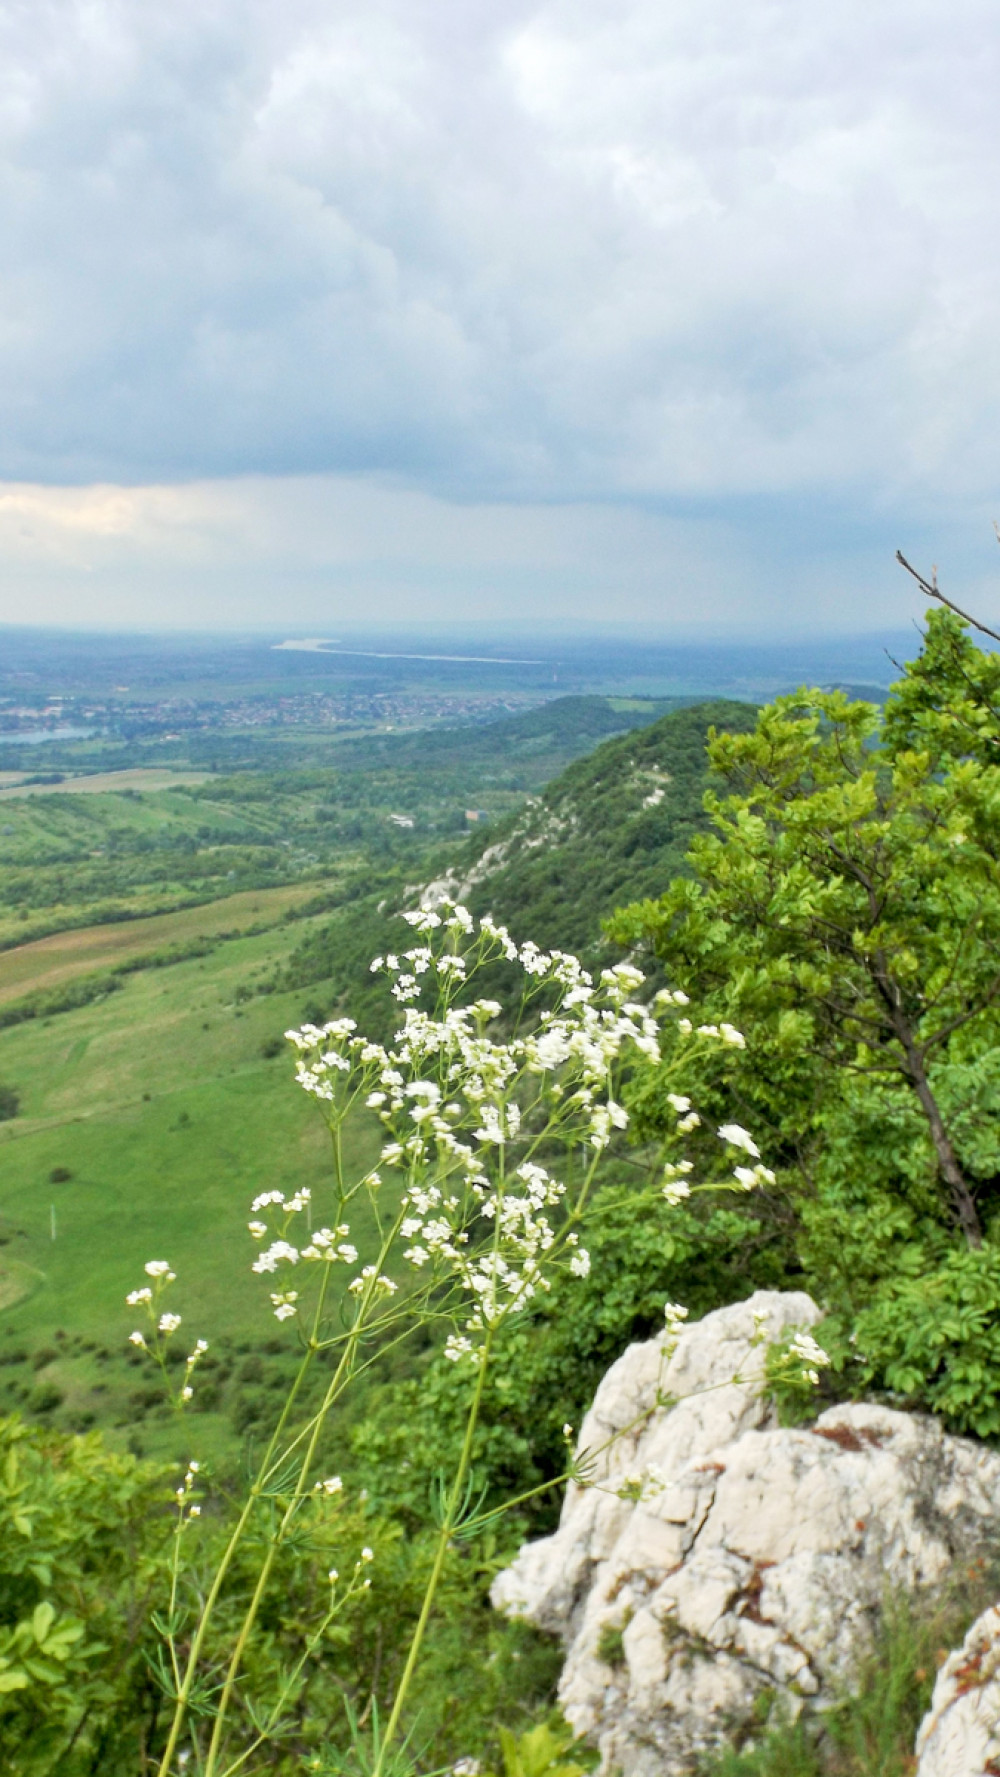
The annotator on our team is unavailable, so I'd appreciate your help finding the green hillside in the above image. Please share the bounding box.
[276,699,758,1023]
[0,914,381,1467]
[456,698,759,953]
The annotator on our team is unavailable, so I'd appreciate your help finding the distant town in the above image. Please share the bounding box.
[0,686,548,742]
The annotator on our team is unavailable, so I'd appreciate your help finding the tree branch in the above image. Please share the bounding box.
[897,551,1000,645]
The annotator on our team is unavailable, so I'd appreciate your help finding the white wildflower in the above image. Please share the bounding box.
[662,1177,691,1204]
[717,1123,760,1158]
[252,1240,300,1274]
[788,1329,831,1386]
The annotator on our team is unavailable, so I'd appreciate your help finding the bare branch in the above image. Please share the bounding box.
[896,550,1000,645]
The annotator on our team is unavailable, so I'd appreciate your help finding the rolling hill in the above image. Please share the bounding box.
[276,698,759,1021]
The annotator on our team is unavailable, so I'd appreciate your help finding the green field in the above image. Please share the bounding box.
[0,915,381,1466]
[0,696,664,951]
[0,779,326,949]
[0,882,326,1001]
[0,768,212,798]
[0,691,700,1469]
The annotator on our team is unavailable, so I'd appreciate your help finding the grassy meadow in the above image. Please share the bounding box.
[0,768,212,798]
[0,913,382,1468]
[0,881,325,1002]
[0,693,705,1472]
[0,774,350,951]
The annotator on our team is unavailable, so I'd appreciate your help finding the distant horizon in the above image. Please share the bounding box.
[0,618,940,702]
[0,616,932,647]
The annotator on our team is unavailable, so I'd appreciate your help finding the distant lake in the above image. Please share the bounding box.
[0,727,94,745]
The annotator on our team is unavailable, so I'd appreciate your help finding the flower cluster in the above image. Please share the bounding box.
[260,904,772,1362]
[175,1460,202,1523]
[124,1260,208,1406]
[658,1112,776,1201]
[271,916,686,1348]
[126,905,803,1777]
[787,1328,831,1386]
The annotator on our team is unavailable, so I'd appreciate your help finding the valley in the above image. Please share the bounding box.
[0,633,762,1471]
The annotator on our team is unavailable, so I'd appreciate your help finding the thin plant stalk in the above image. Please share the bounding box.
[371,1325,494,1777]
[156,1266,337,1776]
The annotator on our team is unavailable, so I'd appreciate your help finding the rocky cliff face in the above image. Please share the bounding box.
[492,1292,1000,1777]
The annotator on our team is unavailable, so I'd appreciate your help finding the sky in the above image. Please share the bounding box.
[1,0,1000,634]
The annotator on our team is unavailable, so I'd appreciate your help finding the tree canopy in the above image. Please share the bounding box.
[610,610,1000,1431]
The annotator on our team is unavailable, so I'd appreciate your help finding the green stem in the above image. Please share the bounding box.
[215,1597,340,1777]
[164,1509,185,1698]
[201,1219,406,1777]
[155,1275,332,1777]
[202,1331,360,1777]
[371,1326,494,1777]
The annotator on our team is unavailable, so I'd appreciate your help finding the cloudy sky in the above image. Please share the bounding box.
[1,0,999,633]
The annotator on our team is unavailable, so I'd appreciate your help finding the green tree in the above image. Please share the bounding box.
[613,660,1000,1248]
[607,618,1000,1438]
[880,604,1000,770]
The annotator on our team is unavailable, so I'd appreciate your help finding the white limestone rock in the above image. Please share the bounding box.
[915,1605,1000,1777]
[491,1291,1000,1777]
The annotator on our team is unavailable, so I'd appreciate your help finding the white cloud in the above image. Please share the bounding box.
[0,470,991,636]
[1,0,999,624]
